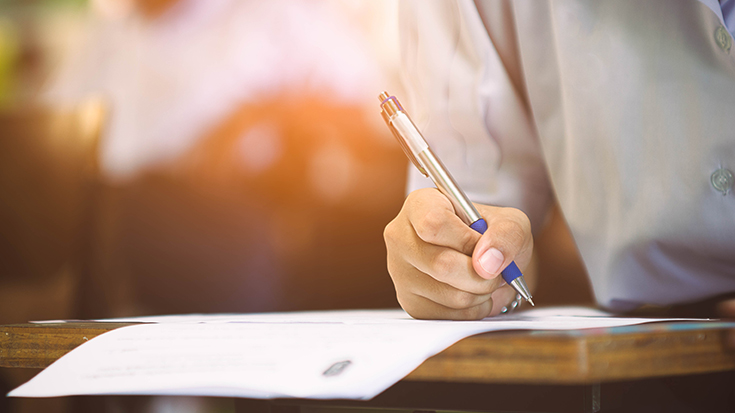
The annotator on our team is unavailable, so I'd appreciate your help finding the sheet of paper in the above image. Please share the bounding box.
[9,308,705,400]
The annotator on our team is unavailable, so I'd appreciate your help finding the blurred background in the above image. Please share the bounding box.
[1,0,407,318]
[0,0,591,412]
[0,0,407,411]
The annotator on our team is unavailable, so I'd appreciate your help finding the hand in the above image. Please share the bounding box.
[384,188,534,320]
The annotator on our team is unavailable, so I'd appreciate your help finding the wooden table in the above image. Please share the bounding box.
[3,320,735,412]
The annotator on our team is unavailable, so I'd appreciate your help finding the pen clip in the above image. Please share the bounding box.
[379,93,428,177]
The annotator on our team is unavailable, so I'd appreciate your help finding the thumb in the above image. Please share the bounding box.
[471,208,532,280]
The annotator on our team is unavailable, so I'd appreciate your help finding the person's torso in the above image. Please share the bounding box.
[511,0,735,310]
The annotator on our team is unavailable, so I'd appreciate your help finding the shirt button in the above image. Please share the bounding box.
[715,25,732,53]
[711,168,734,195]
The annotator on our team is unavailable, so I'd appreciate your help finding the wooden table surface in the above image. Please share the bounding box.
[2,320,735,385]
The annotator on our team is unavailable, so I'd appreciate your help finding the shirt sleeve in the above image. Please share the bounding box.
[398,0,553,234]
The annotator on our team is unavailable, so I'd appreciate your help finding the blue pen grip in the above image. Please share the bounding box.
[469,218,523,284]
[469,218,488,234]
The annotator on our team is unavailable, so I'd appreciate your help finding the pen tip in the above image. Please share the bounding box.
[527,298,535,307]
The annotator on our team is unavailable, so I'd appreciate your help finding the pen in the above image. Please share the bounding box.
[379,92,534,307]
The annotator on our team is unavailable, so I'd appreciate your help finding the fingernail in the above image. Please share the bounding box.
[480,248,504,276]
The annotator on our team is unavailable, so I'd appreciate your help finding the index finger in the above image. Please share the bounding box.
[406,188,481,256]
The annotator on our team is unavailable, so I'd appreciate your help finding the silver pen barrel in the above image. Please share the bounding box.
[379,92,481,225]
[417,149,481,226]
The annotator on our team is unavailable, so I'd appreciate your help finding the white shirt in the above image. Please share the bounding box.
[401,0,735,311]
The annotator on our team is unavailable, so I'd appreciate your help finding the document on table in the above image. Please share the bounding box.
[8,308,701,400]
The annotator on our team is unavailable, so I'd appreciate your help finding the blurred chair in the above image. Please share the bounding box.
[0,99,105,413]
[0,99,104,323]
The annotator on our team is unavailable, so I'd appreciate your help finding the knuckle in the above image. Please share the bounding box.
[414,208,446,243]
[496,219,527,250]
[404,189,423,205]
[396,294,424,319]
[446,290,479,310]
[383,219,398,245]
[386,255,416,288]
[429,249,456,277]
[396,292,438,321]
[385,252,400,279]
[455,302,491,320]
[395,291,413,310]
[509,208,532,235]
[407,187,436,203]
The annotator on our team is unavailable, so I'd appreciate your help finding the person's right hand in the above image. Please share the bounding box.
[384,188,534,320]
